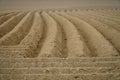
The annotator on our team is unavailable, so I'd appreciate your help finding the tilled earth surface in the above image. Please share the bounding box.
[0,9,120,80]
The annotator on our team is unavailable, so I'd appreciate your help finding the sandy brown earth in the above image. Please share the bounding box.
[0,9,120,80]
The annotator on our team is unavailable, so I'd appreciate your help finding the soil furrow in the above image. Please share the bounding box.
[70,13,120,54]
[51,12,90,57]
[0,12,18,25]
[38,12,64,57]
[50,12,68,58]
[61,12,119,57]
[0,12,26,38]
[0,12,34,46]
[18,12,44,58]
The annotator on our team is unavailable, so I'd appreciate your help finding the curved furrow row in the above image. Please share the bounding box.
[88,12,120,24]
[60,13,119,57]
[69,13,120,53]
[81,11,120,21]
[90,10,120,17]
[77,12,120,32]
[38,12,65,57]
[0,12,26,38]
[82,11,120,22]
[50,16,68,58]
[0,12,34,46]
[94,12,120,21]
[60,25,68,57]
[88,14,120,32]
[0,12,10,17]
[34,12,48,57]
[50,13,69,58]
[50,12,91,57]
[0,12,18,25]
[18,12,43,57]
[96,11,120,18]
[78,13,120,52]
